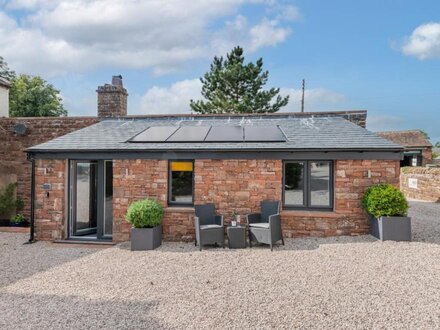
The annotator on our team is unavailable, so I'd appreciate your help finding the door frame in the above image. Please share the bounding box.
[68,160,112,241]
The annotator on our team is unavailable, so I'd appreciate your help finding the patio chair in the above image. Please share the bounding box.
[194,203,224,251]
[247,200,284,251]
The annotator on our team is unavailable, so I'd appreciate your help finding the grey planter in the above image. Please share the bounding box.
[131,226,162,251]
[370,216,411,242]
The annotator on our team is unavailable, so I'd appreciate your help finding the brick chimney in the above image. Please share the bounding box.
[97,75,128,117]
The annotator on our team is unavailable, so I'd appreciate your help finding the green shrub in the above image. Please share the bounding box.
[362,183,408,218]
[10,213,26,224]
[125,199,164,228]
[0,183,20,216]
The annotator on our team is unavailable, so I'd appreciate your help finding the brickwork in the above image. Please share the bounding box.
[0,117,99,219]
[283,159,400,238]
[194,159,282,221]
[34,159,66,240]
[112,159,168,242]
[422,147,433,166]
[97,84,128,117]
[105,158,400,243]
[400,167,440,202]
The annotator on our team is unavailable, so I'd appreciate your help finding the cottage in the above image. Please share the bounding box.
[0,77,10,118]
[26,79,403,243]
[377,130,432,167]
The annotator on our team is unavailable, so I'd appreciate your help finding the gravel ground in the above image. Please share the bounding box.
[1,201,440,329]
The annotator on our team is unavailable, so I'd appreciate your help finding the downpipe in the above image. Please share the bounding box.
[25,152,36,244]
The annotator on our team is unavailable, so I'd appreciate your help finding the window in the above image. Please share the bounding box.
[169,161,194,205]
[283,161,333,210]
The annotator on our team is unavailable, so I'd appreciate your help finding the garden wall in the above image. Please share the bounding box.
[0,117,99,219]
[400,167,440,202]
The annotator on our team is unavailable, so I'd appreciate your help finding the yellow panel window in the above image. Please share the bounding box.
[169,161,194,205]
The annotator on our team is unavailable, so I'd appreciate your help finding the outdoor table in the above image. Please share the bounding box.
[226,225,246,249]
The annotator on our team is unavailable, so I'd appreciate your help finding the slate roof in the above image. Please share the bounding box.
[376,130,432,148]
[27,114,402,153]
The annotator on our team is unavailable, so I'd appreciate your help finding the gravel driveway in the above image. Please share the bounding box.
[1,202,440,329]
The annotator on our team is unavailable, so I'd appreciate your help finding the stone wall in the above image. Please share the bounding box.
[422,147,433,166]
[34,157,400,242]
[107,158,400,242]
[0,117,99,219]
[400,167,440,202]
[97,84,128,117]
[34,159,66,240]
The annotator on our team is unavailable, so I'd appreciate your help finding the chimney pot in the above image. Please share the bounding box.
[112,75,123,87]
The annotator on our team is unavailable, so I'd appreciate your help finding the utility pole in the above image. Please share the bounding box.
[301,79,305,113]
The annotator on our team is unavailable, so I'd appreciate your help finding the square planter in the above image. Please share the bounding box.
[370,216,411,242]
[131,226,162,251]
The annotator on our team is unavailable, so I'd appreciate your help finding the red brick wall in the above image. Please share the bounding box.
[400,167,440,202]
[34,158,401,242]
[284,159,400,238]
[34,159,66,240]
[0,117,98,219]
[194,160,282,221]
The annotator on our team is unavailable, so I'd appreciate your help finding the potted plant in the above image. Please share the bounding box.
[362,183,410,241]
[10,213,27,227]
[231,210,238,226]
[126,198,164,251]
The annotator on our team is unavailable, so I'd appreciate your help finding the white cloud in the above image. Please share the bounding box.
[248,18,292,51]
[138,79,345,115]
[1,0,297,77]
[367,114,405,132]
[401,22,440,60]
[139,79,202,115]
[279,87,346,112]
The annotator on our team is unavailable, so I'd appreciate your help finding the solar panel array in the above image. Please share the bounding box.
[129,125,286,143]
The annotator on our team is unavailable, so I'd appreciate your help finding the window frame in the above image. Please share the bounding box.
[283,160,334,211]
[168,160,195,207]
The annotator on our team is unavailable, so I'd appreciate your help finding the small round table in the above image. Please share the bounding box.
[226,225,246,249]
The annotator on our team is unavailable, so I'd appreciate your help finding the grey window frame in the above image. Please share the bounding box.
[283,160,334,211]
[168,160,195,207]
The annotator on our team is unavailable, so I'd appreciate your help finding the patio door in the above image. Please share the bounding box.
[69,160,112,240]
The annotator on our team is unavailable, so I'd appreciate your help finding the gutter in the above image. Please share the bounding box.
[25,152,36,244]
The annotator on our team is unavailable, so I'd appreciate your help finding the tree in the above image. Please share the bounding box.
[190,46,289,114]
[9,74,67,117]
[435,141,440,148]
[0,56,15,81]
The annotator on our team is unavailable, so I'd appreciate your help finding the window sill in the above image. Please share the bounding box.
[281,209,339,218]
[164,206,195,213]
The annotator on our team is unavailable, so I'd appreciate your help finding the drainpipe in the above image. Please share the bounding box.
[26,152,36,244]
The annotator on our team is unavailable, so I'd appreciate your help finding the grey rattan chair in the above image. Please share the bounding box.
[247,200,284,251]
[194,204,224,251]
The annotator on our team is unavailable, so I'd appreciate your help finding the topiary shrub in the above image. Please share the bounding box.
[125,198,164,228]
[362,183,408,218]
[0,183,22,217]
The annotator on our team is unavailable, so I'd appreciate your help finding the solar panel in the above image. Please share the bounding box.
[130,126,179,142]
[128,125,287,143]
[205,126,243,142]
[166,126,211,142]
[244,126,286,142]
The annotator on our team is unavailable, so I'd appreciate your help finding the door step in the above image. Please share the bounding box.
[53,239,116,246]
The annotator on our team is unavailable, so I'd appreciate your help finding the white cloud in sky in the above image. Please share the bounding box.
[279,87,346,112]
[367,114,405,132]
[139,79,202,115]
[0,0,298,77]
[400,22,440,60]
[137,79,345,115]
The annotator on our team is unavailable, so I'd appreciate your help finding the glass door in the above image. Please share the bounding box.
[71,161,98,237]
[69,160,113,240]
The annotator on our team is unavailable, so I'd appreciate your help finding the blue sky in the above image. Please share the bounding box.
[1,0,439,142]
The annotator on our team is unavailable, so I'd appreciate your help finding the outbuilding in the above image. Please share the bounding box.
[27,106,402,243]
